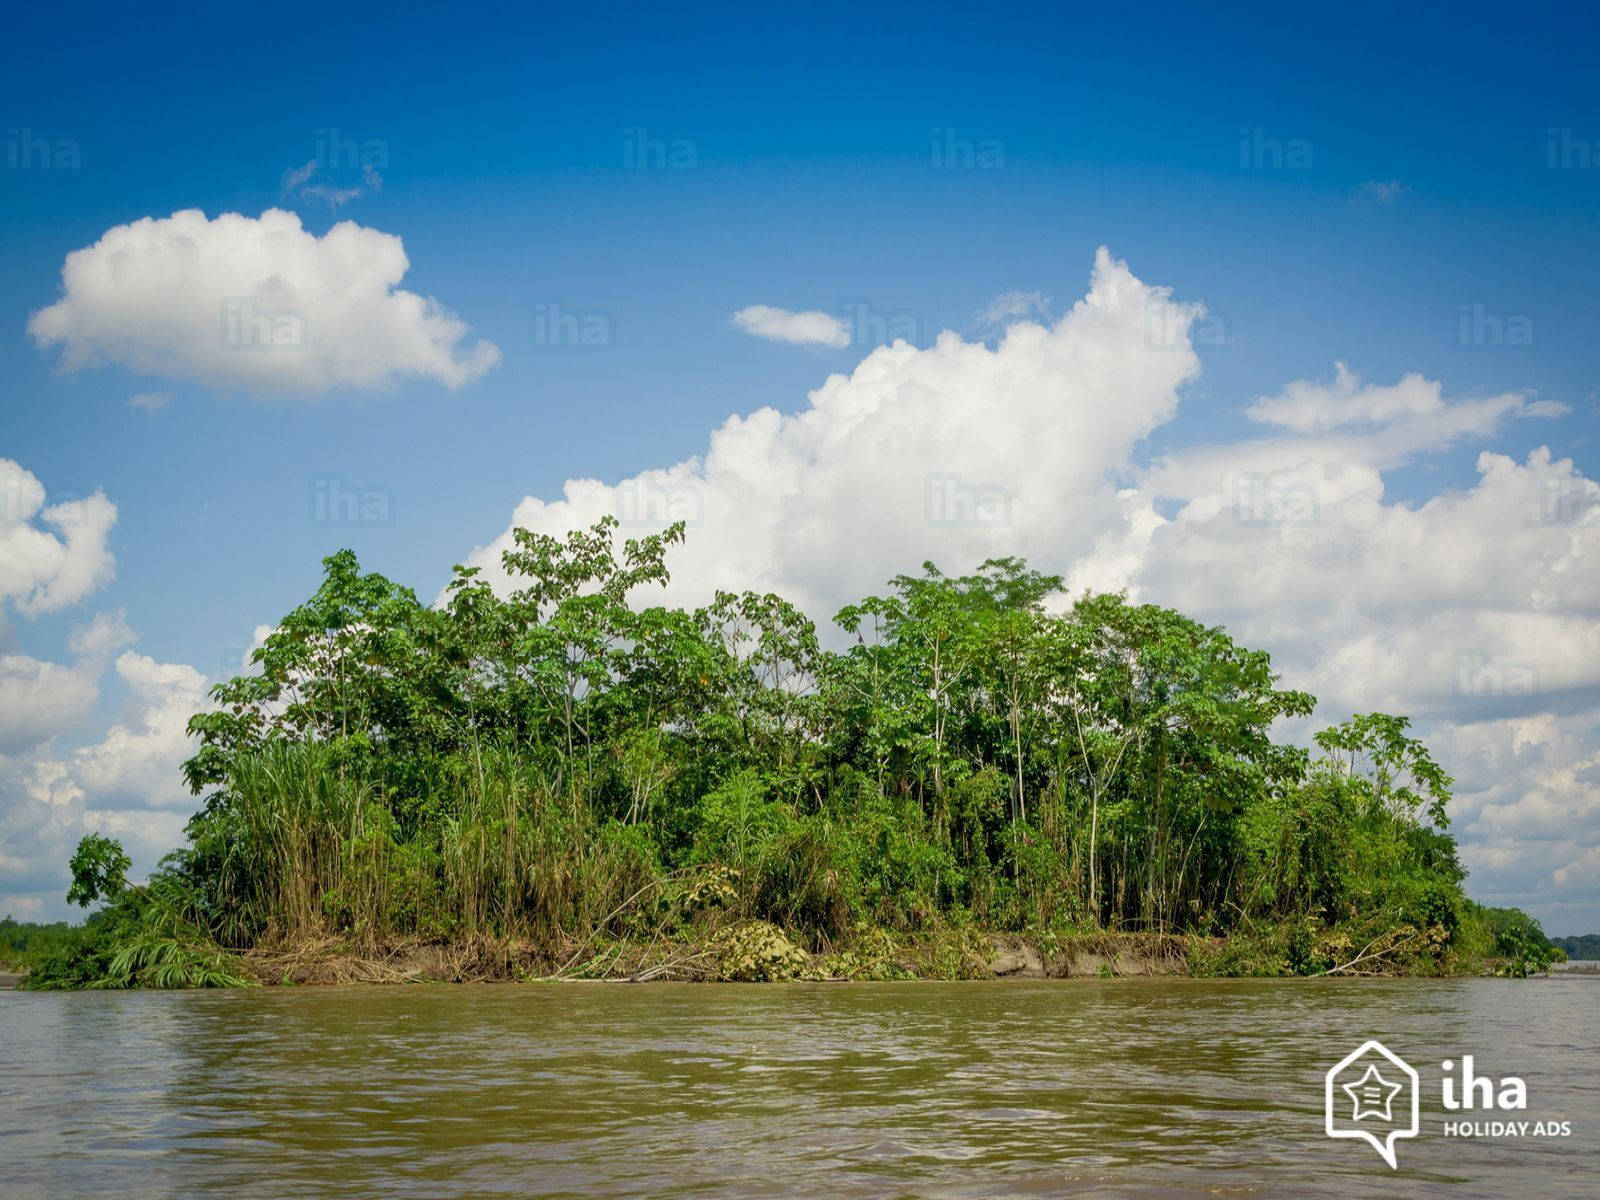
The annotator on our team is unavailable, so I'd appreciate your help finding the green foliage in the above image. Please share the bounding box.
[28,850,254,990]
[91,933,256,989]
[67,833,131,908]
[44,518,1497,984]
[691,770,788,872]
[1463,904,1558,976]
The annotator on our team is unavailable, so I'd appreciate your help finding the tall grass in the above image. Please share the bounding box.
[209,743,659,952]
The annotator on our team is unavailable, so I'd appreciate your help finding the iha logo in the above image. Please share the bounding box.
[1326,1040,1419,1169]
[1439,1057,1569,1139]
[1326,1043,1573,1168]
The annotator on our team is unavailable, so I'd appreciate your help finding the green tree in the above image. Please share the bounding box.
[67,833,131,908]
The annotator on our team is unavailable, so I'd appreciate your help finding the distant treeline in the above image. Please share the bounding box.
[0,916,74,967]
[1552,934,1600,960]
[27,519,1560,986]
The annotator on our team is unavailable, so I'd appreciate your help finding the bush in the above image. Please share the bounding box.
[710,920,807,981]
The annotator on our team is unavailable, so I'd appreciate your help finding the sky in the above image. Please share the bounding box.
[1,1,1597,931]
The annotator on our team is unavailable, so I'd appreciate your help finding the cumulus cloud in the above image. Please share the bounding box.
[0,649,209,917]
[0,452,206,915]
[128,390,173,412]
[0,751,190,916]
[66,652,210,810]
[0,475,129,763]
[1125,448,1598,709]
[471,248,1202,619]
[0,459,116,617]
[730,305,851,348]
[1247,363,1446,431]
[1431,712,1600,931]
[28,208,500,396]
[0,656,99,755]
[463,247,1599,930]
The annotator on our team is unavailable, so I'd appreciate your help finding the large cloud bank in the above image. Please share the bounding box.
[0,464,206,918]
[469,249,1204,616]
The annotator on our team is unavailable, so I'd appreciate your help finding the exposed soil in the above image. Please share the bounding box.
[991,933,1191,978]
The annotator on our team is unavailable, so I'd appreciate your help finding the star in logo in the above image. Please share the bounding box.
[1325,1040,1420,1169]
[1343,1063,1403,1122]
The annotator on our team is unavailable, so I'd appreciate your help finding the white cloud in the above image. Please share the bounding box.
[0,447,203,915]
[730,304,851,348]
[0,649,208,917]
[0,471,128,762]
[1244,361,1528,435]
[0,459,116,617]
[976,289,1052,326]
[471,248,1202,619]
[28,208,500,396]
[67,610,136,661]
[1431,712,1600,931]
[67,652,209,811]
[128,390,173,411]
[1247,362,1441,431]
[0,655,99,755]
[464,247,1600,931]
[0,612,134,759]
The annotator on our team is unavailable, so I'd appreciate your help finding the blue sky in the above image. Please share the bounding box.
[2,1,1597,929]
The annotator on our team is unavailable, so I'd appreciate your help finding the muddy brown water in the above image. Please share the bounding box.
[1,978,1595,1198]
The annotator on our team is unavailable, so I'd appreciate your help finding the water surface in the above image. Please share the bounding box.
[2,978,1594,1198]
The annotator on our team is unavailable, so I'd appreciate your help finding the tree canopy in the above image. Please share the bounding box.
[33,518,1496,984]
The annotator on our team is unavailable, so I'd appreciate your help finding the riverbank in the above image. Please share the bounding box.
[208,925,1481,986]
[20,901,1555,988]
[243,929,1181,985]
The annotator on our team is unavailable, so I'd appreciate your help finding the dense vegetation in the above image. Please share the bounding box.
[27,518,1540,986]
[0,916,73,970]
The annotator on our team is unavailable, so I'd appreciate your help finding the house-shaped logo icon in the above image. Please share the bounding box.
[1325,1039,1420,1168]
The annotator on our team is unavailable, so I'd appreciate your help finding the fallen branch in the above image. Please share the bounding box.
[549,868,692,980]
[1317,927,1425,977]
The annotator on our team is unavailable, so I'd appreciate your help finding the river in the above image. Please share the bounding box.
[2,977,1594,1198]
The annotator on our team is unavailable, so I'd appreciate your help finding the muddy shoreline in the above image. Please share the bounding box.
[230,931,1196,986]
